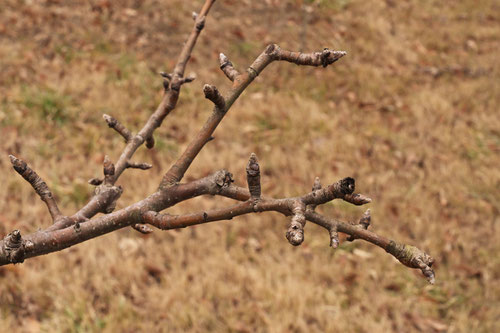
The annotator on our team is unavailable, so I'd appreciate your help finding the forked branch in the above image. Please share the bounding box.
[0,0,435,284]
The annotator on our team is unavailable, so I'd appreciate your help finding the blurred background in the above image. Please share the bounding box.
[0,0,498,331]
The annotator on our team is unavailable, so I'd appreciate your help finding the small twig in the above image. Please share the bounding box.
[9,155,63,222]
[203,84,226,110]
[219,53,240,81]
[103,114,133,142]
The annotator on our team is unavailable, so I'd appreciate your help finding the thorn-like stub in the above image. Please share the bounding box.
[192,11,198,20]
[88,178,103,186]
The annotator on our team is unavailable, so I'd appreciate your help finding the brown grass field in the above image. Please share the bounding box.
[0,0,499,332]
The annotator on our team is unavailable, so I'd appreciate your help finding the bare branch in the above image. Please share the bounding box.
[9,155,63,222]
[0,0,435,285]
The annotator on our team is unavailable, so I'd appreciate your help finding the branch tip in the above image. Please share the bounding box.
[219,53,239,81]
[9,155,63,221]
[386,241,436,284]
[102,114,133,142]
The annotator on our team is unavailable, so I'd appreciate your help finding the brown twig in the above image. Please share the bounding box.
[9,155,63,222]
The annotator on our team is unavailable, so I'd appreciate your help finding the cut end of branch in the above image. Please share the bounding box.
[386,240,436,284]
[339,177,355,195]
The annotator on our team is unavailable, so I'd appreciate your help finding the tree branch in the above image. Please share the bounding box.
[160,43,347,186]
[0,1,435,285]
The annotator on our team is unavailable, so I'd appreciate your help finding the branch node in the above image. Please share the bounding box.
[246,153,261,200]
[203,84,226,109]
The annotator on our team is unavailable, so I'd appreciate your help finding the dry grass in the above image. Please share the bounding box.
[0,0,499,332]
